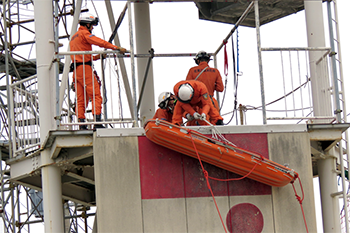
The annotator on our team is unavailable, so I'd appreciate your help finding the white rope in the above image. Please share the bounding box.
[203,119,237,147]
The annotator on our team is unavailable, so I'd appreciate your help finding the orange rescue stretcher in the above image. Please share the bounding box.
[144,119,298,187]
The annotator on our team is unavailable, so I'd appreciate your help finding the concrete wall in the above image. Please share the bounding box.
[94,135,143,232]
[269,132,317,232]
[93,129,316,233]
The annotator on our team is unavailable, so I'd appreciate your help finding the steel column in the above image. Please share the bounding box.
[305,0,340,232]
[134,2,155,125]
[33,0,64,231]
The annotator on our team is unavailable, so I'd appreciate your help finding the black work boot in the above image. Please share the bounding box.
[94,114,105,129]
[216,119,224,125]
[78,118,87,130]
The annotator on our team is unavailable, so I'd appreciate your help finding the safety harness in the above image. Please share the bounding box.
[69,60,92,72]
[194,66,217,109]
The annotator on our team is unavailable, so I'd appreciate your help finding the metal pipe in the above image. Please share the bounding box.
[33,0,64,230]
[327,2,341,121]
[261,47,331,51]
[333,0,350,174]
[58,0,82,127]
[305,0,340,232]
[134,2,155,125]
[128,2,139,127]
[3,0,13,159]
[10,184,15,232]
[0,150,6,233]
[214,1,254,55]
[213,54,220,111]
[327,2,348,232]
[254,1,267,124]
[101,58,108,124]
[54,0,60,129]
[105,0,135,119]
[10,35,70,47]
[137,48,154,112]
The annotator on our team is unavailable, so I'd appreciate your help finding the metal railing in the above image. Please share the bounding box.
[258,47,335,124]
[59,50,136,131]
[9,74,40,158]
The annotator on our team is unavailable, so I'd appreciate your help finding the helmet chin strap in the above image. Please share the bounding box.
[85,24,93,33]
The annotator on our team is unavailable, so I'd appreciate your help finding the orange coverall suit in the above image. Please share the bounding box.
[186,61,224,111]
[70,25,119,119]
[172,80,223,126]
[152,108,173,122]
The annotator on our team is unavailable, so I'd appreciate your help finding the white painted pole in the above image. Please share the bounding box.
[134,2,155,125]
[304,1,340,232]
[318,156,341,232]
[304,0,332,117]
[128,2,139,127]
[33,0,64,231]
[254,1,267,125]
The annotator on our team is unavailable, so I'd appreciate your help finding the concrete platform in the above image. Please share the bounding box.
[7,123,349,232]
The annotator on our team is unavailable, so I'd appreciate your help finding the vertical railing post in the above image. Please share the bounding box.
[254,0,267,124]
[128,2,139,127]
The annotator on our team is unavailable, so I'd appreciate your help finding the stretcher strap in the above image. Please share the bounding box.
[204,119,237,147]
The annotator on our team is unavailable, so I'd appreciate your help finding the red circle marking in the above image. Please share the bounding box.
[226,203,264,233]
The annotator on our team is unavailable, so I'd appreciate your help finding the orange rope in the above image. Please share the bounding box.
[209,161,260,182]
[189,129,306,233]
[188,129,263,183]
[292,176,309,233]
[189,131,228,233]
[188,130,263,232]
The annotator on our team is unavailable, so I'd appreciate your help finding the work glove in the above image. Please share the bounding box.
[186,113,194,121]
[200,113,206,121]
[94,53,107,60]
[193,112,201,120]
[71,82,75,92]
[118,47,127,54]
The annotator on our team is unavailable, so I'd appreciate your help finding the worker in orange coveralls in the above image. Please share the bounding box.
[70,12,127,130]
[186,51,224,112]
[172,80,224,126]
[152,92,177,122]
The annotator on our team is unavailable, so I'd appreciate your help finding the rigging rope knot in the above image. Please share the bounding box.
[203,170,209,178]
[295,194,303,204]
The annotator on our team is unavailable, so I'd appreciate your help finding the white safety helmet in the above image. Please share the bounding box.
[194,50,211,64]
[178,83,194,103]
[158,92,172,109]
[79,12,99,26]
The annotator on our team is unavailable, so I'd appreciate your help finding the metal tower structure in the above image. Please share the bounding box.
[0,0,348,232]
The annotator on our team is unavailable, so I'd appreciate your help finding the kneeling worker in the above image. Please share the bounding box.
[172,80,224,126]
[152,92,177,122]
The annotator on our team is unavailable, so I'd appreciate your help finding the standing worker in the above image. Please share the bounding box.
[186,51,224,111]
[172,80,223,126]
[70,12,127,130]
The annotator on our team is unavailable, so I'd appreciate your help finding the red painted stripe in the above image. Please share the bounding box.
[138,133,271,200]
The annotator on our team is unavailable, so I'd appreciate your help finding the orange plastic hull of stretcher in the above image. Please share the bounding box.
[144,120,298,187]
